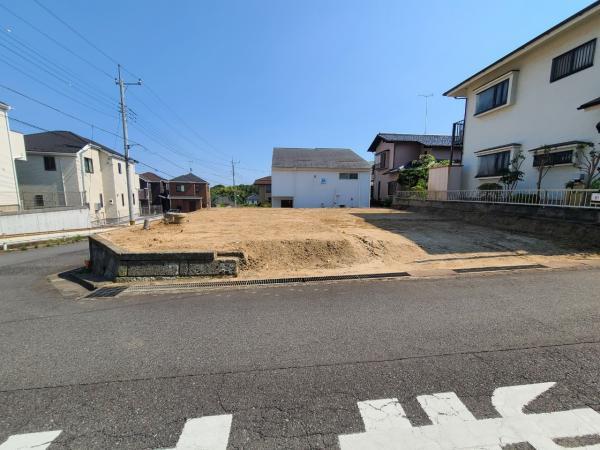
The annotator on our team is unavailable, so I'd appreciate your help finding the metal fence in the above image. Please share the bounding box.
[394,189,600,209]
[139,205,163,216]
[20,191,86,210]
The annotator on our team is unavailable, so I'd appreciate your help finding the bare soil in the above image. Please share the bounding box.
[102,208,598,278]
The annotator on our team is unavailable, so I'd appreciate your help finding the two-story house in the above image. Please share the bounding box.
[138,171,166,211]
[166,173,210,212]
[16,131,139,223]
[367,133,459,201]
[444,1,600,190]
[0,101,27,212]
[253,176,271,204]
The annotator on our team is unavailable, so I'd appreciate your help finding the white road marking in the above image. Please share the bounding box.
[159,414,232,450]
[416,392,476,424]
[339,382,600,449]
[357,398,412,431]
[0,430,62,450]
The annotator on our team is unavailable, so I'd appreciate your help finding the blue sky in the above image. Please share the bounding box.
[0,0,593,185]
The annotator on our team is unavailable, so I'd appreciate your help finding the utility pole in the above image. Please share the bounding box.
[418,93,433,135]
[231,158,239,207]
[116,64,142,225]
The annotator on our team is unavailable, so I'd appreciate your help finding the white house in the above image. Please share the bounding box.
[0,101,27,212]
[444,1,600,190]
[16,131,140,223]
[271,148,371,208]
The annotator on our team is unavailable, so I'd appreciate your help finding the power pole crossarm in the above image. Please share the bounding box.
[116,64,142,225]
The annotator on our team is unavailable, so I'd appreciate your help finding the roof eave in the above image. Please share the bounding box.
[443,1,600,97]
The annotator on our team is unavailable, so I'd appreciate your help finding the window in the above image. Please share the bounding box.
[176,184,185,192]
[132,193,135,205]
[43,156,56,171]
[117,162,122,174]
[376,151,388,169]
[121,193,125,206]
[387,181,397,196]
[533,150,573,167]
[34,194,44,207]
[476,151,511,177]
[339,173,359,180]
[99,193,104,208]
[475,79,510,115]
[551,39,596,82]
[84,157,94,173]
[266,185,271,194]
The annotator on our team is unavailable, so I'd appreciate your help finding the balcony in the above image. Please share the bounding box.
[452,120,464,147]
[138,188,150,201]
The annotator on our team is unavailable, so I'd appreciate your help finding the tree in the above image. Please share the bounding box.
[210,184,258,205]
[533,146,556,191]
[575,143,600,189]
[498,149,525,191]
[397,154,443,191]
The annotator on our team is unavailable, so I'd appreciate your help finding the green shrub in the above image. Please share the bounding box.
[477,182,502,190]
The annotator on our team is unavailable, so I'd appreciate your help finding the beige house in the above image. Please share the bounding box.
[444,1,600,190]
[367,133,459,201]
[16,131,139,223]
[0,102,27,212]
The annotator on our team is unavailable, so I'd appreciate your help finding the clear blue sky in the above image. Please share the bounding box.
[0,0,593,185]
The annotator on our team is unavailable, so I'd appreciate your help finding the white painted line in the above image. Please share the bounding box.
[160,414,232,450]
[339,382,600,449]
[416,392,476,424]
[357,398,412,431]
[492,381,556,417]
[0,430,62,450]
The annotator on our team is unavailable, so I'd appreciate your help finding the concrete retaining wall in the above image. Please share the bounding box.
[89,235,241,281]
[394,199,600,247]
[0,207,91,236]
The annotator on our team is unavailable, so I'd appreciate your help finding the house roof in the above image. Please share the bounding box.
[578,96,600,110]
[444,1,600,97]
[170,173,208,183]
[367,133,453,152]
[253,176,271,185]
[139,172,164,182]
[24,130,132,161]
[272,148,371,170]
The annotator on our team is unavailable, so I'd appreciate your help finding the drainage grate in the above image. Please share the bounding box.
[453,264,547,274]
[127,271,411,292]
[86,286,129,298]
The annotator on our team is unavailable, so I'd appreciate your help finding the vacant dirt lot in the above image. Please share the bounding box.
[101,208,598,279]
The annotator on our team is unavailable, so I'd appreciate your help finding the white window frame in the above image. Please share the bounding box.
[473,71,518,117]
[530,143,581,168]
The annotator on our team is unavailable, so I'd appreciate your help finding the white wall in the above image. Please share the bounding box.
[272,169,370,208]
[460,12,600,190]
[0,208,91,236]
[0,107,25,212]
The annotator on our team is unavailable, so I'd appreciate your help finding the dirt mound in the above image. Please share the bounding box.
[236,239,357,273]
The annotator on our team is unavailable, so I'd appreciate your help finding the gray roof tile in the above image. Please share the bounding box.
[272,148,370,170]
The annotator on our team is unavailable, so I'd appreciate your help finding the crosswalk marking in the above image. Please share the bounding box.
[0,431,62,450]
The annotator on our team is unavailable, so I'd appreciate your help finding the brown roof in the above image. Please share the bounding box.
[253,176,271,185]
[139,172,164,182]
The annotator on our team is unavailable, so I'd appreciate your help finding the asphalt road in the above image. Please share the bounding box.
[1,243,599,449]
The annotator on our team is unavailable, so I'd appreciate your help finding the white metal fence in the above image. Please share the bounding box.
[139,205,163,216]
[394,189,600,209]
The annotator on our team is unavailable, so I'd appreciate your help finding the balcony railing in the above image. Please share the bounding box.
[451,120,464,147]
[394,189,600,209]
[138,188,150,201]
[20,191,86,210]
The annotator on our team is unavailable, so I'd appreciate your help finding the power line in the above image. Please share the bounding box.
[0,3,114,79]
[8,116,175,179]
[0,56,118,118]
[0,38,117,112]
[0,84,122,139]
